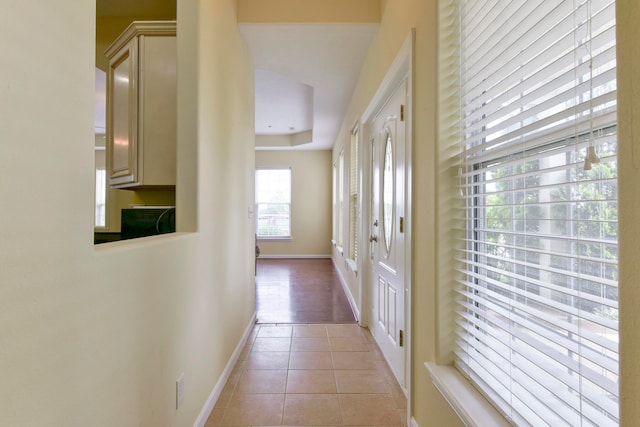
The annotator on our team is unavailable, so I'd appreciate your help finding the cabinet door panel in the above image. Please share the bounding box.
[108,41,137,186]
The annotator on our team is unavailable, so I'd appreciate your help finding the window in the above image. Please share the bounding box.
[255,168,291,239]
[338,150,345,248]
[451,1,618,425]
[349,127,359,261]
[333,163,338,244]
[95,168,106,227]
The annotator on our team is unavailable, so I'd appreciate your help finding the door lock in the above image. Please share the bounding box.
[369,235,378,243]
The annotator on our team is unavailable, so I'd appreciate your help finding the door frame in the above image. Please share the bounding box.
[359,29,414,404]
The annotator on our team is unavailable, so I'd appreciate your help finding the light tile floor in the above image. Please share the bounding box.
[205,323,407,427]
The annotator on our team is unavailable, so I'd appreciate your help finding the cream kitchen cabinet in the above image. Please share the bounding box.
[106,21,176,189]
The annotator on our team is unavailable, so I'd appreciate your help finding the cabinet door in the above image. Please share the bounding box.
[108,39,138,186]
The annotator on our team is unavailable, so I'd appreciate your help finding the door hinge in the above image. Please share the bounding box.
[400,104,405,121]
[399,217,404,233]
[399,329,404,347]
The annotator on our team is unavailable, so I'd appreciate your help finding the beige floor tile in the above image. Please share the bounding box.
[339,394,402,426]
[286,370,337,393]
[257,325,293,338]
[252,337,292,352]
[397,407,408,426]
[293,324,328,337]
[332,351,379,370]
[367,341,387,358]
[226,362,246,386]
[204,407,225,426]
[238,343,252,360]
[289,351,333,370]
[236,369,287,393]
[283,394,342,425]
[389,380,408,409]
[329,336,370,352]
[291,337,331,351]
[327,324,365,337]
[335,370,390,394]
[361,328,376,343]
[245,351,290,370]
[221,393,284,426]
[214,383,236,409]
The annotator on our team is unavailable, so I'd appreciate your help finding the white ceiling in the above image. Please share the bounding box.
[254,69,314,135]
[240,24,378,150]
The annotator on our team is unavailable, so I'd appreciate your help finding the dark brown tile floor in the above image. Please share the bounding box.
[256,258,356,324]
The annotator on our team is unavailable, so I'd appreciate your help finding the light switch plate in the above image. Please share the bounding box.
[176,373,185,409]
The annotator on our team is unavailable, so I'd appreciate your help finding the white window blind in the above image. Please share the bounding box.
[256,168,291,238]
[453,1,618,425]
[350,128,359,261]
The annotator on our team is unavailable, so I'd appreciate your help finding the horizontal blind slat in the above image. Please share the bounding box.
[455,277,618,352]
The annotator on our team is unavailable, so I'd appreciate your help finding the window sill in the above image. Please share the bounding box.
[257,237,292,242]
[424,363,510,427]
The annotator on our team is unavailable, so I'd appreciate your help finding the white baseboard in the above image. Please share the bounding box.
[331,257,361,322]
[257,254,331,259]
[193,312,257,427]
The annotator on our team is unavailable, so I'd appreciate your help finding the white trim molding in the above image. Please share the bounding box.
[332,257,361,323]
[424,363,511,427]
[194,312,257,427]
[257,254,331,259]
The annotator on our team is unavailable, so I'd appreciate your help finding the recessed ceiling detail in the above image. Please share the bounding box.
[255,69,313,136]
[240,24,379,150]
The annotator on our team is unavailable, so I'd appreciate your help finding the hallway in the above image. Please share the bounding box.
[204,323,407,426]
[256,259,356,324]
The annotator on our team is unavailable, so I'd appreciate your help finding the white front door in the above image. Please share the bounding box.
[368,80,406,388]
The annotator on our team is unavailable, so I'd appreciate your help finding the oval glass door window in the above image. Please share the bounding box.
[382,128,394,257]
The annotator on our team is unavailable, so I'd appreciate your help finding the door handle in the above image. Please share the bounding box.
[369,235,378,243]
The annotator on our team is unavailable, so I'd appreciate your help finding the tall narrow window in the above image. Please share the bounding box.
[256,168,292,239]
[333,163,338,244]
[95,168,106,227]
[338,150,345,248]
[95,68,107,229]
[452,1,619,425]
[349,127,359,262]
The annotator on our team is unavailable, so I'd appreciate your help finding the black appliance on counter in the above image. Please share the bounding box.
[121,207,176,240]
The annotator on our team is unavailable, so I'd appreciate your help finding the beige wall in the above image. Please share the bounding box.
[0,1,255,426]
[255,150,332,257]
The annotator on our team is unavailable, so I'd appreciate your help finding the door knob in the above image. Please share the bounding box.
[369,235,378,243]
